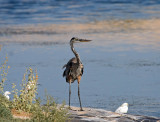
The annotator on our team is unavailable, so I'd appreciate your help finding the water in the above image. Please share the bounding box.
[0,0,160,25]
[0,0,160,117]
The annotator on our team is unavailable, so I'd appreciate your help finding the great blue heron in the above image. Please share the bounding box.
[63,37,91,111]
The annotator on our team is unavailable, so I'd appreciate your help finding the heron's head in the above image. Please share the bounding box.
[70,37,92,44]
[122,103,129,107]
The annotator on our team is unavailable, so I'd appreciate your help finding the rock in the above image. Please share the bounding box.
[67,106,160,122]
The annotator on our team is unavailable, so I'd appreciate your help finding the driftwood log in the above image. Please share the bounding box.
[67,106,160,122]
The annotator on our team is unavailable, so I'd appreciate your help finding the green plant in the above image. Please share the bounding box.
[0,94,13,120]
[0,55,10,93]
[0,93,12,109]
[31,93,69,122]
[12,68,38,113]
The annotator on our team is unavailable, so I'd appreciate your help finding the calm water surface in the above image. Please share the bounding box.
[0,0,160,117]
[0,0,160,25]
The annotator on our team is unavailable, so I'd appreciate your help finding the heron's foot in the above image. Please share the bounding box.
[79,108,84,111]
[68,106,72,110]
[68,107,79,111]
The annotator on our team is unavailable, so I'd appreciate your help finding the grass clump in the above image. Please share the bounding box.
[0,94,13,120]
[12,67,38,113]
[31,93,69,122]
[0,52,13,121]
[0,67,69,122]
[11,68,69,121]
[0,55,10,93]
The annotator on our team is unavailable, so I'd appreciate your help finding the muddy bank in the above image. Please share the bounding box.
[68,106,160,122]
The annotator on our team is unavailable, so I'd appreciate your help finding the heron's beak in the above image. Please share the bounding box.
[79,39,92,42]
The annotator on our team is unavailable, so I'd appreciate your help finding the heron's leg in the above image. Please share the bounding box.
[78,83,83,111]
[77,76,83,111]
[69,82,71,109]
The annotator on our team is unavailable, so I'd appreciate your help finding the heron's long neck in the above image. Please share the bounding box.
[70,42,81,65]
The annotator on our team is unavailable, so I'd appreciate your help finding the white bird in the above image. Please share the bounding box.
[115,103,129,114]
[3,91,11,100]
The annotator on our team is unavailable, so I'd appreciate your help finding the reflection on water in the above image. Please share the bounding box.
[0,0,160,118]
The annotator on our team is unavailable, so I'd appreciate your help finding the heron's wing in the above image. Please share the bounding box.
[63,58,76,77]
[63,57,83,78]
[62,64,67,69]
